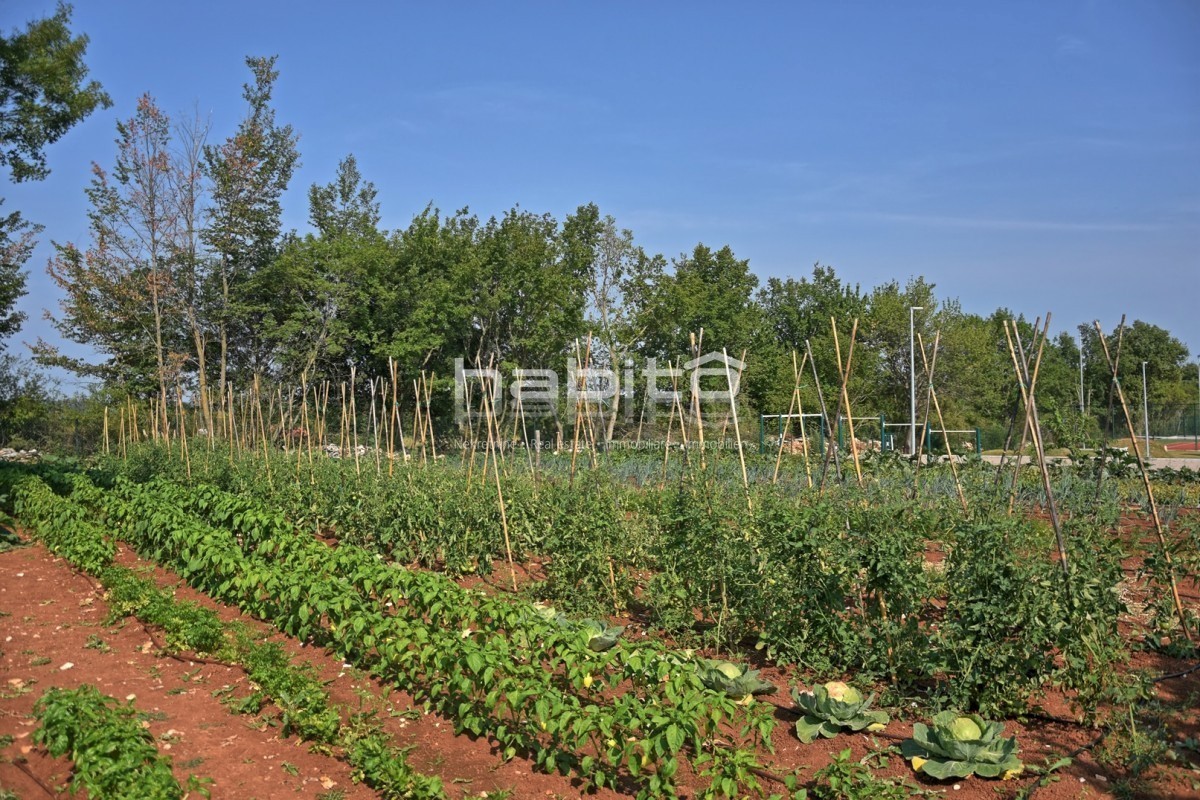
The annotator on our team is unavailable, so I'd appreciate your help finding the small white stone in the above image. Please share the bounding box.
[59,662,74,671]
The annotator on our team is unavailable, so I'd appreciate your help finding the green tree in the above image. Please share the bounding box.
[203,55,299,395]
[580,211,665,438]
[0,202,36,344]
[0,2,110,347]
[758,265,868,415]
[252,154,388,385]
[38,95,196,430]
[639,243,761,359]
[0,3,110,182]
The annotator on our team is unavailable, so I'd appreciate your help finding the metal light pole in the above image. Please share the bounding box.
[909,306,923,454]
[1142,361,1150,455]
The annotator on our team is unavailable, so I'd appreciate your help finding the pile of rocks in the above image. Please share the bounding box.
[0,447,40,463]
[321,444,371,459]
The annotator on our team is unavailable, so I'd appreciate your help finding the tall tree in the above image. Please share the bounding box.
[0,2,110,347]
[308,153,379,239]
[253,154,387,385]
[38,95,185,418]
[0,3,110,182]
[581,211,665,437]
[168,109,214,431]
[202,55,299,395]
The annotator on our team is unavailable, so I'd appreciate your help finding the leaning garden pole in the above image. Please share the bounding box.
[1004,317,1071,586]
[1093,320,1193,643]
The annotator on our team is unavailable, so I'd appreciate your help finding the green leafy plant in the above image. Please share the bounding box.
[792,681,888,743]
[32,685,207,799]
[900,711,1023,780]
[697,659,776,700]
[800,748,930,800]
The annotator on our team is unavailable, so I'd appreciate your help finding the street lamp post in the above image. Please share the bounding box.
[909,306,924,455]
[1142,361,1150,456]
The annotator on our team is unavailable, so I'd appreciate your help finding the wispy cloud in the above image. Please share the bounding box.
[420,82,608,123]
[1055,34,1089,58]
[856,211,1163,233]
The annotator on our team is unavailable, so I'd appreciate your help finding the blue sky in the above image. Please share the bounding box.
[5,1,1199,385]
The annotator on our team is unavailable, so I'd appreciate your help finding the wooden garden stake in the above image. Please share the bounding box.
[822,318,862,489]
[660,359,686,488]
[370,376,382,475]
[253,374,272,486]
[691,329,707,469]
[176,383,191,479]
[806,339,841,484]
[1006,320,1049,514]
[917,332,968,514]
[1094,316,1126,501]
[479,365,518,592]
[772,349,805,485]
[569,339,585,486]
[423,373,438,461]
[1004,317,1072,586]
[723,348,752,511]
[1093,320,1193,643]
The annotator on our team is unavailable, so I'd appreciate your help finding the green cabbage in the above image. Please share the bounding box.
[792,682,888,744]
[901,711,1023,780]
[697,659,776,699]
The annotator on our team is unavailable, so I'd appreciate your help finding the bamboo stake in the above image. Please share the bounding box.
[226,385,235,467]
[423,373,438,461]
[917,332,968,514]
[806,339,842,484]
[911,326,945,496]
[176,383,191,479]
[691,329,707,470]
[710,348,747,475]
[840,319,863,487]
[1006,321,1049,514]
[103,407,110,455]
[479,365,518,592]
[1094,317,1126,500]
[772,350,804,485]
[391,359,408,465]
[723,348,752,511]
[371,377,382,475]
[660,359,685,488]
[1004,318,1072,585]
[991,328,1040,495]
[253,375,272,486]
[569,339,586,486]
[339,382,348,461]
[1005,319,1044,507]
[298,377,309,480]
[349,368,361,476]
[824,318,862,489]
[414,377,427,465]
[1093,320,1193,643]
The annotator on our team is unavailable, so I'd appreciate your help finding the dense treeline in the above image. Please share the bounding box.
[9,55,1198,445]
